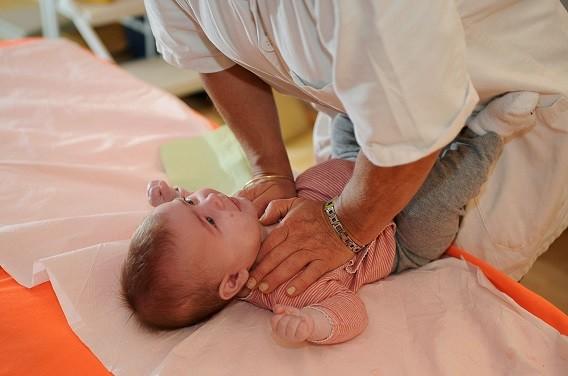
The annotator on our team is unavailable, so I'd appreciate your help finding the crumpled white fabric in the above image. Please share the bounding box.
[457,92,568,280]
[0,38,211,287]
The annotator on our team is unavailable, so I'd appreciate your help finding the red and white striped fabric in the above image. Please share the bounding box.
[243,159,397,344]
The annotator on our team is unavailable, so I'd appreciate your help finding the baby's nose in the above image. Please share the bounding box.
[205,192,225,209]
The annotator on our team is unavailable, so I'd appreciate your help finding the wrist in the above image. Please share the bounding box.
[302,307,332,342]
[335,194,379,246]
[243,174,295,190]
[248,148,293,181]
[323,198,367,253]
[250,166,293,182]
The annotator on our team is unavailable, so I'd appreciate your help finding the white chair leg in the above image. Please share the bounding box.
[143,18,157,58]
[61,0,113,61]
[39,0,60,38]
[73,15,113,61]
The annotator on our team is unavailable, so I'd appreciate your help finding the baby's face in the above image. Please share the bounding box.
[153,188,261,280]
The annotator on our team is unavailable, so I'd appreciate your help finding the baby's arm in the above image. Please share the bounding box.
[146,180,189,207]
[271,285,368,345]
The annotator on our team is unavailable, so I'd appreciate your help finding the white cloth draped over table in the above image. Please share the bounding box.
[146,0,568,279]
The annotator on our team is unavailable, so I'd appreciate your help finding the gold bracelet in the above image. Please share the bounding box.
[242,174,294,190]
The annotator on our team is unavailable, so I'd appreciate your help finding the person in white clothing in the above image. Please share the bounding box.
[143,0,568,293]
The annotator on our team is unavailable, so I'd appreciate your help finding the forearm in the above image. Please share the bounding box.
[337,150,439,245]
[200,65,293,178]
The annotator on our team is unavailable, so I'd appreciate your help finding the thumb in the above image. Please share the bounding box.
[259,198,295,225]
[236,188,269,217]
[273,304,286,314]
[273,304,298,315]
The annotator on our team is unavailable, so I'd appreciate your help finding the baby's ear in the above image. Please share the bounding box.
[218,269,249,300]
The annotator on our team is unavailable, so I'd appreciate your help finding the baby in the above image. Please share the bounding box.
[121,128,503,344]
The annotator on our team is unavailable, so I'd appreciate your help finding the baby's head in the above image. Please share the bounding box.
[121,188,262,329]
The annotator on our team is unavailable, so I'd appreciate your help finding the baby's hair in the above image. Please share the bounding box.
[121,214,229,330]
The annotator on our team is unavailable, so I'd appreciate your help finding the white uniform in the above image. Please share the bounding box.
[145,0,568,279]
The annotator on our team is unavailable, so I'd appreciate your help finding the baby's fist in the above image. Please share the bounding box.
[271,305,314,343]
[146,180,178,207]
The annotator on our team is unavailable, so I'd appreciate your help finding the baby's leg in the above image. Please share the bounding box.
[331,114,359,161]
[393,129,503,272]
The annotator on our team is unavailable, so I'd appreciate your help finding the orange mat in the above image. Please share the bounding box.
[0,37,41,49]
[0,268,109,375]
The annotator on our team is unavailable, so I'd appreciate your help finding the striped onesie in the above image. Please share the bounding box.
[242,159,397,344]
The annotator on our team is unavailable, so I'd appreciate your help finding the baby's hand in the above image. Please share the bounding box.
[271,305,315,343]
[146,180,178,207]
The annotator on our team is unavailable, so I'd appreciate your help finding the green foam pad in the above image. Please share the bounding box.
[160,126,252,194]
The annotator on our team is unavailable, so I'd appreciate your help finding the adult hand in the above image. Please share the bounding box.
[236,178,297,217]
[247,197,353,296]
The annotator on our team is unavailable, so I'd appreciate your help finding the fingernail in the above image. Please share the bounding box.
[286,286,296,296]
[246,278,256,289]
[258,282,268,292]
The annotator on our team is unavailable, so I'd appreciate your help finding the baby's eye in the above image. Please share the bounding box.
[184,197,195,205]
[205,216,216,226]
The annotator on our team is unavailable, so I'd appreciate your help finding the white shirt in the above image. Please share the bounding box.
[144,0,568,167]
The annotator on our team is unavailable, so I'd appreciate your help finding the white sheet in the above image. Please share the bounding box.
[42,245,568,375]
[1,40,566,375]
[0,39,211,287]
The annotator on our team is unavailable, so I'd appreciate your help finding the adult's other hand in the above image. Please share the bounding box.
[236,178,296,217]
[247,197,353,296]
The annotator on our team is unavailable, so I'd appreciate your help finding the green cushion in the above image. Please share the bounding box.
[160,126,252,194]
